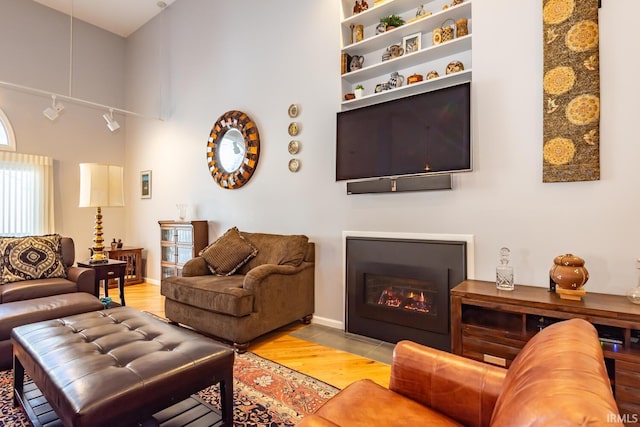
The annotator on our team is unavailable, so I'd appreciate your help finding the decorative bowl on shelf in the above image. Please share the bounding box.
[407,73,423,84]
[549,254,589,290]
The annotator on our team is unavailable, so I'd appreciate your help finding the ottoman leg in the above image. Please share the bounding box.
[220,368,234,426]
[13,355,24,408]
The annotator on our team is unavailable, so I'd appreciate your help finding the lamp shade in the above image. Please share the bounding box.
[78,163,124,208]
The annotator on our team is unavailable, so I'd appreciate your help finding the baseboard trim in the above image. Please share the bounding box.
[311,316,343,330]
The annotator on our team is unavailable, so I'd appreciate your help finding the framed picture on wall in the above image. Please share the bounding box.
[140,170,151,199]
[402,33,421,54]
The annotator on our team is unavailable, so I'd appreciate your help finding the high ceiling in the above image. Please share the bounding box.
[33,0,178,38]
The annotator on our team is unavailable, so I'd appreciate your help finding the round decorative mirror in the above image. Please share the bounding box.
[206,110,260,189]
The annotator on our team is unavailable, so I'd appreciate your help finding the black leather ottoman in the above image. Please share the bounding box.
[11,306,234,427]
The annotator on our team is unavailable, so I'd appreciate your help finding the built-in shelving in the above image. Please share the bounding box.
[340,0,472,109]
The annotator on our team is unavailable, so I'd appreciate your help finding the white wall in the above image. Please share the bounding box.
[0,0,128,257]
[125,0,640,325]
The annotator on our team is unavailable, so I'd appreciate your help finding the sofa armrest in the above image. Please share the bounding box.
[390,340,506,427]
[182,257,211,277]
[67,265,96,295]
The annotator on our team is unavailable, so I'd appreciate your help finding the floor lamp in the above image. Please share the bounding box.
[79,163,124,263]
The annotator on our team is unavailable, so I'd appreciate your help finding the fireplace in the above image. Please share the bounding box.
[345,233,472,352]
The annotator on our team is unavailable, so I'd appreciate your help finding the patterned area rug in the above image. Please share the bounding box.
[0,352,338,426]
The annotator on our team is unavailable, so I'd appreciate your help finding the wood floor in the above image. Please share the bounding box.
[124,282,391,389]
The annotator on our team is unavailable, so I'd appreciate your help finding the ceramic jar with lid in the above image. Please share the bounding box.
[549,254,589,290]
[388,72,405,89]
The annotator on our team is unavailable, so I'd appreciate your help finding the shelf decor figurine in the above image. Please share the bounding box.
[440,19,455,43]
[550,253,589,300]
[387,72,404,89]
[353,0,361,15]
[456,18,469,37]
[496,247,515,291]
[355,24,364,42]
[349,55,364,71]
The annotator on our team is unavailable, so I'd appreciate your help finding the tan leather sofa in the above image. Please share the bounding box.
[298,318,622,426]
[0,236,100,369]
[161,230,314,352]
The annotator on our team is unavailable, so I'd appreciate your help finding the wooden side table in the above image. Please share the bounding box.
[77,259,127,306]
[105,247,143,285]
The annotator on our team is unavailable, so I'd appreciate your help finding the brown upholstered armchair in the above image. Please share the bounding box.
[298,318,622,426]
[161,229,314,352]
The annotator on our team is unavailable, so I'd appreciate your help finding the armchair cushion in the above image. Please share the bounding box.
[199,227,257,276]
[0,234,67,285]
[238,232,308,273]
[160,274,253,317]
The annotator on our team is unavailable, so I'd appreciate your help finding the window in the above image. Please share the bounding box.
[0,152,54,236]
[0,108,16,152]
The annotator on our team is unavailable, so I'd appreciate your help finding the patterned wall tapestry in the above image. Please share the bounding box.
[542,0,600,183]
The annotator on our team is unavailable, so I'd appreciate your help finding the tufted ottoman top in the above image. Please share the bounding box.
[11,306,234,427]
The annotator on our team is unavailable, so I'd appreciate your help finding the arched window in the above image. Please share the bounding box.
[0,108,16,152]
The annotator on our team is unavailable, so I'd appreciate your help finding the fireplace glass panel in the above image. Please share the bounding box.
[366,274,437,316]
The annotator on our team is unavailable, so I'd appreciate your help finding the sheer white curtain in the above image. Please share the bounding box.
[0,152,54,236]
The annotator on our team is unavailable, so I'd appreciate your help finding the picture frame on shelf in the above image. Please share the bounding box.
[402,33,421,54]
[140,170,152,199]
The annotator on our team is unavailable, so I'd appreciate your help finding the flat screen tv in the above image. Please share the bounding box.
[336,82,471,181]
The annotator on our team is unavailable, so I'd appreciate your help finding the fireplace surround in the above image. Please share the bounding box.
[344,232,474,352]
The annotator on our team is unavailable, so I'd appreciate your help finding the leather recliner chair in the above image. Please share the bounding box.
[297,318,622,426]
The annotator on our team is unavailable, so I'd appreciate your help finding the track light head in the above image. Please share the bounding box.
[43,95,64,121]
[102,109,120,132]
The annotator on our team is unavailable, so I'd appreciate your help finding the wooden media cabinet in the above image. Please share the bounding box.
[451,280,640,419]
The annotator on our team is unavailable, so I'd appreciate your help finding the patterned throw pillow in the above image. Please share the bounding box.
[199,227,258,276]
[0,234,67,285]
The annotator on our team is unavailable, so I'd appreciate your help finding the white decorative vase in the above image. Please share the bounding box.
[354,88,364,99]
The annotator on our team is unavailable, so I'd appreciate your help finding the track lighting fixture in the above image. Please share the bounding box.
[43,95,64,121]
[102,109,120,132]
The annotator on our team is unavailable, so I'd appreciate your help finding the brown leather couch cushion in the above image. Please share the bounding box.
[303,379,463,427]
[0,277,79,303]
[490,318,620,426]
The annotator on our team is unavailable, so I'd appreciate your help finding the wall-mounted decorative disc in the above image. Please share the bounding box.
[288,122,300,136]
[288,140,300,154]
[206,110,260,189]
[288,158,300,172]
[288,104,299,118]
